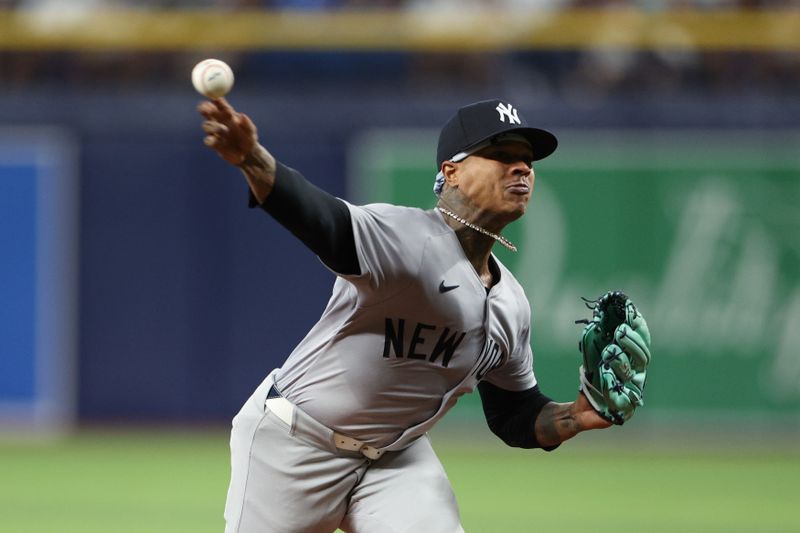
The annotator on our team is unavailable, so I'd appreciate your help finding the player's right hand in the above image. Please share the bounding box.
[197,98,258,166]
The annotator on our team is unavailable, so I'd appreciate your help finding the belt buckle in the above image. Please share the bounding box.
[360,446,383,460]
[334,433,383,460]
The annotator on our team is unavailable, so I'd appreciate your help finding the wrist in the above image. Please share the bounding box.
[236,144,266,168]
[535,401,578,447]
[238,144,276,204]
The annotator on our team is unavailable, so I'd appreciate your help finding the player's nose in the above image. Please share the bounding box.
[509,160,533,179]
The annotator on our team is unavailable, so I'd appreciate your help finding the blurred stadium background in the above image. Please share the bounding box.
[1,1,799,532]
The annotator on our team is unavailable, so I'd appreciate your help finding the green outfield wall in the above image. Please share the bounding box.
[350,129,800,425]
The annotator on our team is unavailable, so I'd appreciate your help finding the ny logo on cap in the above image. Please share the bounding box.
[495,103,521,125]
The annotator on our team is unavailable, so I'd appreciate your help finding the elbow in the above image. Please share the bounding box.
[486,419,540,450]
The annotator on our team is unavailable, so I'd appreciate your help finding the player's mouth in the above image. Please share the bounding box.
[505,182,530,195]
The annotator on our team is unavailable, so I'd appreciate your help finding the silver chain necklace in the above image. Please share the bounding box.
[436,207,517,252]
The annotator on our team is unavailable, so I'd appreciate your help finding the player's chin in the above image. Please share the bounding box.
[503,195,530,218]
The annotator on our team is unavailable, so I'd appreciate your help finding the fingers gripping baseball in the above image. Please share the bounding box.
[576,291,651,425]
[197,98,258,166]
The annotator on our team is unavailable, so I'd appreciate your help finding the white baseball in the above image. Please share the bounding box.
[191,59,234,98]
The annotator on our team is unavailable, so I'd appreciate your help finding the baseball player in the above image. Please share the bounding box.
[197,98,647,533]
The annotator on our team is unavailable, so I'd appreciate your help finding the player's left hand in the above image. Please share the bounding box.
[576,291,652,425]
[572,390,613,431]
[197,97,258,166]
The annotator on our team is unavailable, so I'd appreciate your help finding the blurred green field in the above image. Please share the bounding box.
[0,426,797,533]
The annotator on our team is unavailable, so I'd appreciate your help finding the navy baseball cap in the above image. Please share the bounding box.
[436,99,558,169]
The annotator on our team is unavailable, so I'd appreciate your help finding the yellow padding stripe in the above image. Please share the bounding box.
[1,8,798,52]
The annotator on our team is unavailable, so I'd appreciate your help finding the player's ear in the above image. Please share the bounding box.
[441,161,459,188]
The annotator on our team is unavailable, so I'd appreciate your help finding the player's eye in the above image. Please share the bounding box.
[488,151,533,167]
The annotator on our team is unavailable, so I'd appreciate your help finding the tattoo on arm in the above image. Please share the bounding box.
[238,144,276,204]
[535,402,582,447]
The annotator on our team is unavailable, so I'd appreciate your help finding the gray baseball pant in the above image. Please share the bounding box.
[223,373,465,533]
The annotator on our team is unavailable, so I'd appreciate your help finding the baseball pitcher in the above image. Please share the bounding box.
[197,98,651,533]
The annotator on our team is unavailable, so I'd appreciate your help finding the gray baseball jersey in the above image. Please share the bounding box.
[275,202,537,451]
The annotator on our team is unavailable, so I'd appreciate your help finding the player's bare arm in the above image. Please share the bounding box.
[198,98,275,203]
[198,98,360,274]
[237,144,276,204]
[534,392,612,447]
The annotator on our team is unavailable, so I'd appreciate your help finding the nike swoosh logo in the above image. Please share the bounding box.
[439,281,459,293]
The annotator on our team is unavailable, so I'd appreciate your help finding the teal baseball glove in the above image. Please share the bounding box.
[576,291,651,425]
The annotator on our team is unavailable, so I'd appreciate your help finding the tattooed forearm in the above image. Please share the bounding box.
[534,401,583,447]
[238,144,276,204]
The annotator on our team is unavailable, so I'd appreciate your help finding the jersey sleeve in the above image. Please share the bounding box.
[342,202,428,295]
[483,324,537,391]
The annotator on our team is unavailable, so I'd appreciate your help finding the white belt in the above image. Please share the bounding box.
[331,433,384,460]
[265,396,384,460]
